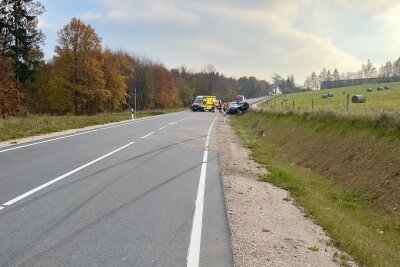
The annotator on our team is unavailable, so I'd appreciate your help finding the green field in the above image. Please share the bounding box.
[262,82,400,115]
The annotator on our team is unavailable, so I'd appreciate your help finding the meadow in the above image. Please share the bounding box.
[262,82,400,115]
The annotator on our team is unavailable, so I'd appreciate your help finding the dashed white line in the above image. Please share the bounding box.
[168,121,178,125]
[179,119,184,122]
[187,117,217,267]
[159,126,167,130]
[0,113,179,154]
[2,141,135,206]
[141,132,155,139]
[0,207,4,210]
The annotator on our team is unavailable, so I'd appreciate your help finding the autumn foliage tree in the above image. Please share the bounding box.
[0,57,25,118]
[0,0,44,117]
[1,3,272,117]
[24,61,51,114]
[51,17,106,115]
[102,49,128,112]
[154,64,180,109]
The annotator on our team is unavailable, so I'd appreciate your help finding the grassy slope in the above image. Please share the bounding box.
[0,109,181,142]
[231,111,400,267]
[263,82,400,114]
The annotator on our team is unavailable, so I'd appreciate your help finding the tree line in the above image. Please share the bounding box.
[0,0,271,117]
[304,58,400,90]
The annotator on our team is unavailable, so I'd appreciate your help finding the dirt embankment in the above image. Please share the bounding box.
[246,112,400,213]
[217,117,356,267]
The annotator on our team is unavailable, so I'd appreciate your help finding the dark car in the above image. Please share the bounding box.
[226,101,249,114]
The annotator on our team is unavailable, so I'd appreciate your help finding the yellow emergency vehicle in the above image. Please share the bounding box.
[190,96,217,112]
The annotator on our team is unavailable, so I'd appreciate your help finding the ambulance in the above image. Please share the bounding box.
[190,95,217,112]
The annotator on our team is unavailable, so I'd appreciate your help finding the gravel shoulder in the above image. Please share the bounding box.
[216,115,356,267]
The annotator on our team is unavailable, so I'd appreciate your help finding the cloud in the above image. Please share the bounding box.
[99,0,199,25]
[195,3,362,81]
[40,0,400,83]
[179,39,237,56]
[78,11,103,20]
[374,4,400,25]
[38,17,60,30]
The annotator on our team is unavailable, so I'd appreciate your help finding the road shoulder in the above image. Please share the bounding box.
[216,117,356,267]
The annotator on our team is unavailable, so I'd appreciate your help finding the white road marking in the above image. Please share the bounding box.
[0,113,179,154]
[2,142,135,206]
[168,121,178,125]
[141,132,155,139]
[202,151,208,163]
[179,119,184,122]
[0,207,4,210]
[159,126,167,130]
[187,117,217,267]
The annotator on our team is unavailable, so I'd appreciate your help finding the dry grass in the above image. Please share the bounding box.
[0,109,183,141]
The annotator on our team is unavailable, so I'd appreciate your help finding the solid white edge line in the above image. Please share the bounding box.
[202,151,208,163]
[187,163,207,267]
[2,141,135,206]
[159,126,167,130]
[141,132,155,139]
[187,117,217,267]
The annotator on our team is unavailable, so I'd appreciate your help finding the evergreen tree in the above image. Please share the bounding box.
[0,0,45,83]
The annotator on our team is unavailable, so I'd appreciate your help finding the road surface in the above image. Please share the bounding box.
[0,111,232,267]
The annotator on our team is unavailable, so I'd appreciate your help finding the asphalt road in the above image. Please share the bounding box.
[0,110,233,267]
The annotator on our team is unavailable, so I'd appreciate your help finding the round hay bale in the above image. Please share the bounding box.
[328,93,334,97]
[377,87,383,91]
[384,86,390,89]
[351,94,366,103]
[367,88,373,92]
[321,94,328,98]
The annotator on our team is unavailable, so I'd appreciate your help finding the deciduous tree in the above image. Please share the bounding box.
[102,49,127,111]
[0,57,25,117]
[52,17,105,115]
[362,59,377,78]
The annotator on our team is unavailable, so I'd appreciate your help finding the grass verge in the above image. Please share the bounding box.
[231,111,400,267]
[0,109,183,142]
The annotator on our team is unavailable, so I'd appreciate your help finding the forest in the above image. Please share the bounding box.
[0,0,271,118]
[3,1,398,118]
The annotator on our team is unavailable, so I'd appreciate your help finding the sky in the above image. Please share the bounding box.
[38,0,400,84]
